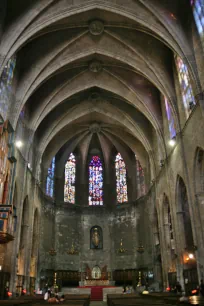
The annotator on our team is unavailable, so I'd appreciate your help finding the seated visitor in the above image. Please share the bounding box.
[48,295,60,303]
[44,291,49,301]
[60,295,65,302]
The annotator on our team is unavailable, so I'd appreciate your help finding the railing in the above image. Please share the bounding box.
[0,207,14,243]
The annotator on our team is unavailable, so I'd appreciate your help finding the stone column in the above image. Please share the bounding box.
[195,194,204,280]
[175,211,186,290]
[0,0,6,44]
[162,223,172,285]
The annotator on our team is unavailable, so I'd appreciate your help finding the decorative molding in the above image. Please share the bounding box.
[89,20,104,36]
[89,61,102,73]
[89,92,101,102]
[89,123,101,133]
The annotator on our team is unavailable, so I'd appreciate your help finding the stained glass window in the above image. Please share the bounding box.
[164,97,176,139]
[115,153,128,203]
[46,157,55,198]
[89,156,103,206]
[191,0,204,47]
[136,157,145,198]
[64,153,76,203]
[176,57,195,117]
[0,56,16,121]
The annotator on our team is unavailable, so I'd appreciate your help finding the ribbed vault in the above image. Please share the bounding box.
[0,0,198,190]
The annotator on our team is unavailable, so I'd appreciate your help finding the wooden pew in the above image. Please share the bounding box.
[64,294,90,306]
[0,301,33,306]
[107,294,140,306]
[0,294,90,306]
[107,294,176,306]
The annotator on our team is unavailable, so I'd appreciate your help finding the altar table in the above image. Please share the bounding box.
[84,279,110,286]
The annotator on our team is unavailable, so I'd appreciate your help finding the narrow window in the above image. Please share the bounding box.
[115,153,128,203]
[64,153,76,203]
[46,157,55,198]
[89,156,103,206]
[176,57,195,117]
[164,97,176,139]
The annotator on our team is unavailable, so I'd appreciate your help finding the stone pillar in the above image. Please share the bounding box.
[0,0,6,43]
[162,223,172,286]
[175,211,186,290]
[195,194,204,280]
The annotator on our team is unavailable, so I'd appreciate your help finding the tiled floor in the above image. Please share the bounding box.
[90,301,107,306]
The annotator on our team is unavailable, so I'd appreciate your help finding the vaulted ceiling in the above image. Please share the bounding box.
[0,0,194,180]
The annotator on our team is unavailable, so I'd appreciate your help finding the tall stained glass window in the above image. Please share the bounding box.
[64,153,76,203]
[46,157,55,198]
[0,56,16,121]
[176,57,195,117]
[164,97,176,139]
[89,156,103,206]
[115,153,128,203]
[191,0,204,47]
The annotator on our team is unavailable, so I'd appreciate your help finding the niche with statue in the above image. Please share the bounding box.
[90,226,103,249]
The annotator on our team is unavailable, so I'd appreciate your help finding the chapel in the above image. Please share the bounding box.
[0,0,204,300]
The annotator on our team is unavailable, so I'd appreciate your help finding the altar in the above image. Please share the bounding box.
[83,279,111,286]
[79,279,115,286]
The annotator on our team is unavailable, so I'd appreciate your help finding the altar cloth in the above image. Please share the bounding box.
[78,285,115,301]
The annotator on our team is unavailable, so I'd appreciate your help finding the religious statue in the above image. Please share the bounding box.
[92,227,100,248]
[91,266,101,279]
[90,226,103,249]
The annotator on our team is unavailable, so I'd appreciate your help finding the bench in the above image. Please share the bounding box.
[107,294,179,306]
[0,294,90,306]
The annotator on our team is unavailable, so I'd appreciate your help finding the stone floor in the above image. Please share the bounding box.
[90,302,107,306]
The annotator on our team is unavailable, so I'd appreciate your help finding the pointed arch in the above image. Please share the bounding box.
[64,153,76,204]
[115,153,128,203]
[89,156,103,206]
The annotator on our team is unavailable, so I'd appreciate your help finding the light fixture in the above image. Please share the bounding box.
[117,239,127,254]
[160,160,164,168]
[67,242,79,255]
[189,253,194,259]
[49,248,57,256]
[169,138,176,147]
[0,265,2,271]
[15,140,23,148]
[136,242,145,254]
